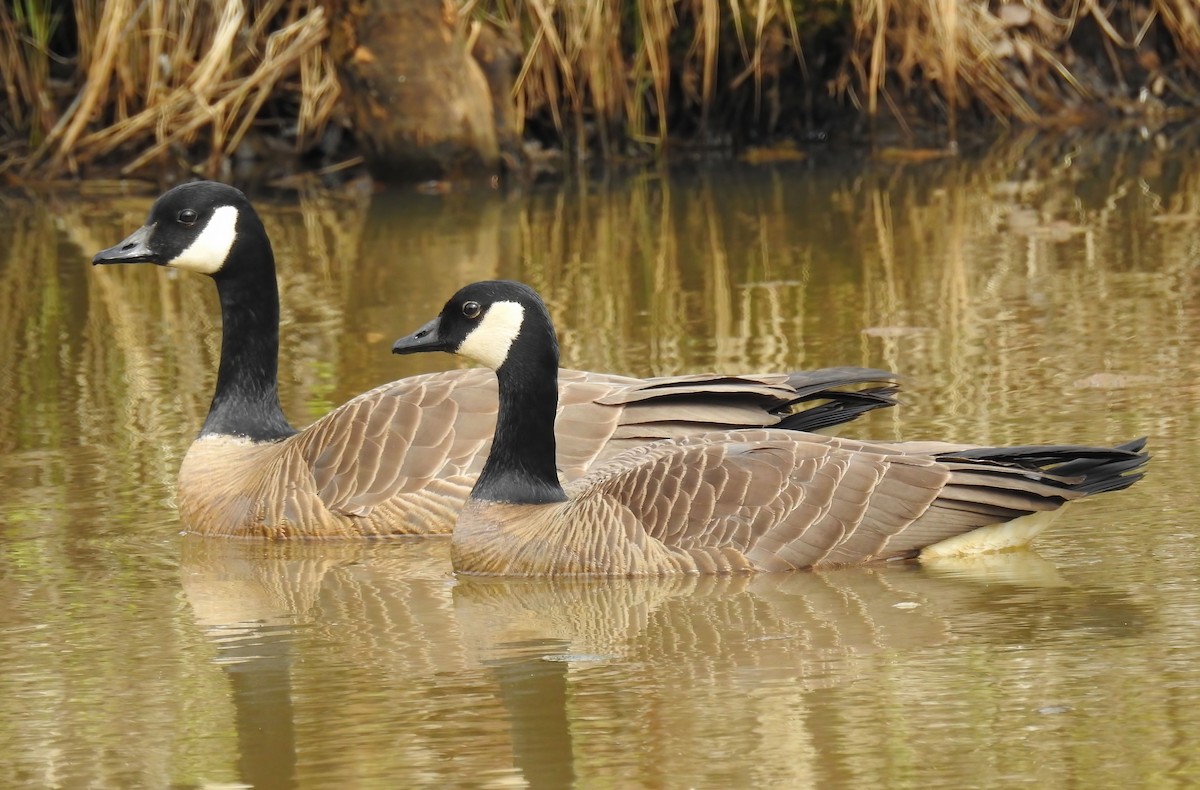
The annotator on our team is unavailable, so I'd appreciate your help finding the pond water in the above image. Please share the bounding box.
[1,130,1198,788]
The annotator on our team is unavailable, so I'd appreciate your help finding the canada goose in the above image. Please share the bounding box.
[91,181,898,539]
[391,280,1149,576]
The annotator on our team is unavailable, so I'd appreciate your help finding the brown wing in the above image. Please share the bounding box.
[291,369,499,517]
[568,432,939,571]
[293,368,898,520]
[567,431,1128,573]
[586,368,898,463]
[291,369,638,517]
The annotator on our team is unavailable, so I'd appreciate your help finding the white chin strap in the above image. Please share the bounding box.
[167,205,239,274]
[457,301,525,369]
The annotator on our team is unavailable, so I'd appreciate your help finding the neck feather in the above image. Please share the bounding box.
[201,235,295,442]
[472,329,567,505]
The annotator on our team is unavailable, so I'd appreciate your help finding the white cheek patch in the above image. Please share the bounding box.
[167,205,239,274]
[456,301,525,369]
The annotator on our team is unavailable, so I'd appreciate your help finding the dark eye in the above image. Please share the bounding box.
[462,301,482,319]
[178,209,198,226]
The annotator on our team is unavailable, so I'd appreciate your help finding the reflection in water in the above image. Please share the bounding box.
[488,645,576,789]
[220,623,300,790]
[0,130,1198,786]
[180,539,1127,788]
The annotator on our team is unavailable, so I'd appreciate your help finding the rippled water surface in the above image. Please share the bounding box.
[2,133,1198,788]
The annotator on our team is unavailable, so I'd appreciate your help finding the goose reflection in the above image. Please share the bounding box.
[181,538,460,790]
[178,538,1146,788]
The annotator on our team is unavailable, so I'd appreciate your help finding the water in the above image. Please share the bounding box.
[1,131,1198,788]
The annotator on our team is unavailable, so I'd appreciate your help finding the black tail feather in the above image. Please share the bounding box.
[938,437,1150,497]
[780,367,898,400]
[777,386,900,433]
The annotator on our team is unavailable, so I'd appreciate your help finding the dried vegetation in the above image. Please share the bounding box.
[1,0,339,180]
[1,0,1199,180]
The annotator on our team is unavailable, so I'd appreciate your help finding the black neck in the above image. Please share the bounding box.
[200,227,296,442]
[472,325,567,505]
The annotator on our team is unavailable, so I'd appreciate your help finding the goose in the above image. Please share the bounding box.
[391,280,1149,576]
[91,181,899,539]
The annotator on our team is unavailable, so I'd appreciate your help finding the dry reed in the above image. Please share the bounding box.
[2,0,1199,179]
[476,0,1200,155]
[3,0,339,179]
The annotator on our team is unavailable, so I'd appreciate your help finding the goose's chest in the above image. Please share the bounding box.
[177,435,292,537]
[451,497,683,576]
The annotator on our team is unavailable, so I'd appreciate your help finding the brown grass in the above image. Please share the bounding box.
[0,1,60,149]
[471,0,809,152]
[841,0,1200,139]
[2,0,1199,178]
[486,0,1200,151]
[4,0,339,179]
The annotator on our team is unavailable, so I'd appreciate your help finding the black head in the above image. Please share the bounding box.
[92,181,262,276]
[392,280,556,371]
